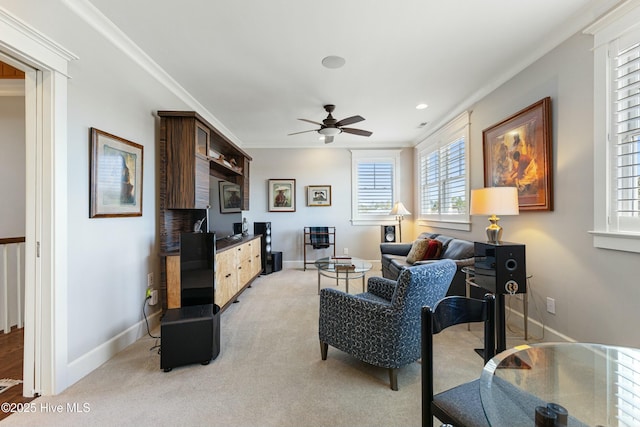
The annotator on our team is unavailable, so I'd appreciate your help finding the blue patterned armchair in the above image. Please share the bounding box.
[319,259,456,390]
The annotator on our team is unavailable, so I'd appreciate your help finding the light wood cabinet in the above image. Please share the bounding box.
[165,236,262,311]
[215,248,238,308]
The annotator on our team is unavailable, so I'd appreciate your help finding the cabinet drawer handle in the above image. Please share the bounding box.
[225,274,231,278]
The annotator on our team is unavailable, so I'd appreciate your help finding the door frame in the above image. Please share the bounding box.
[0,9,77,396]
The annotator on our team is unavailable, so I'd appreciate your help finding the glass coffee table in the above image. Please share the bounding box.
[314,256,372,294]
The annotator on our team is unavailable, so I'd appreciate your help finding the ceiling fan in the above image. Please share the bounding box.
[288,104,372,143]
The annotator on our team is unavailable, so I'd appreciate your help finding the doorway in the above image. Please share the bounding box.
[0,7,76,397]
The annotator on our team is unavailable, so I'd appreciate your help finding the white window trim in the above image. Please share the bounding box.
[585,0,640,253]
[415,111,471,231]
[350,149,401,226]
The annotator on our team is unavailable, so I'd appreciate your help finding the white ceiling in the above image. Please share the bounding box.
[86,0,619,149]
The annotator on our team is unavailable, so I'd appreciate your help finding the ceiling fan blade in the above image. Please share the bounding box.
[324,135,334,144]
[335,115,364,127]
[341,127,372,137]
[298,118,323,126]
[288,129,318,136]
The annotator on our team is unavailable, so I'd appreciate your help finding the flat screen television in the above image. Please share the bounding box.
[180,232,215,307]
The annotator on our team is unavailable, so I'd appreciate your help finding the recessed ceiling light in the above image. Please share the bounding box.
[416,103,428,110]
[322,56,346,69]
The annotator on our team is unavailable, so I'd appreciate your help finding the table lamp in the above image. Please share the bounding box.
[470,187,519,243]
[389,201,411,242]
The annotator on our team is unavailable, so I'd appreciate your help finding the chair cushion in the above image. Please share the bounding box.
[406,239,430,264]
[432,379,489,427]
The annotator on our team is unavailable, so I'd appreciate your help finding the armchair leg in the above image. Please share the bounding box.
[389,368,398,391]
[320,341,328,360]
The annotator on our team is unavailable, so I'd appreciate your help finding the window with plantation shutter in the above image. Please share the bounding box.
[613,37,640,232]
[586,4,640,253]
[357,161,394,215]
[416,112,470,230]
[351,150,400,224]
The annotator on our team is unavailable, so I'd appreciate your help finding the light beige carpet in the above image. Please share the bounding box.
[1,268,531,427]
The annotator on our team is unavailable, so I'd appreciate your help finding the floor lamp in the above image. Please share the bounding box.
[389,202,411,242]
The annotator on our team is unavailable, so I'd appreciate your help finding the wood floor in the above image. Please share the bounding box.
[0,327,36,422]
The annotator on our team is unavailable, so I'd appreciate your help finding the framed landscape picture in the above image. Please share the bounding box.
[268,179,295,212]
[307,185,331,206]
[90,128,143,218]
[482,97,553,211]
[219,181,242,213]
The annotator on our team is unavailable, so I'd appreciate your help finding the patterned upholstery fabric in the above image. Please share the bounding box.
[319,259,456,371]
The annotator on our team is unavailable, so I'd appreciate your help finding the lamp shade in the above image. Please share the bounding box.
[389,201,411,216]
[470,187,519,216]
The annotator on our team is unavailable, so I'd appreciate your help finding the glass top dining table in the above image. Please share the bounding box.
[479,342,640,427]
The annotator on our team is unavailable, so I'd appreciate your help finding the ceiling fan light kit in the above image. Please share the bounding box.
[288,104,372,144]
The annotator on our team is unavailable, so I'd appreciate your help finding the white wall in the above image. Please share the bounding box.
[246,147,414,266]
[425,32,640,347]
[0,1,191,384]
[0,96,25,238]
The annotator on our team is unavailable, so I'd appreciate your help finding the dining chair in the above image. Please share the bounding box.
[422,294,496,427]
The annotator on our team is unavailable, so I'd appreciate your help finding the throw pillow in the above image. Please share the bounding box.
[406,239,430,264]
[422,239,443,260]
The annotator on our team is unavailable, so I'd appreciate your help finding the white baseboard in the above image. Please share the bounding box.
[505,306,575,343]
[66,308,161,386]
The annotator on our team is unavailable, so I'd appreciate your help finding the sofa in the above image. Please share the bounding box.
[380,233,477,297]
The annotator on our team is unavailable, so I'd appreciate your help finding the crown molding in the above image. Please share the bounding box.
[0,6,78,75]
[62,0,244,147]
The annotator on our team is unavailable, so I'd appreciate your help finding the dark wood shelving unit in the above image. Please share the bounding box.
[157,111,253,309]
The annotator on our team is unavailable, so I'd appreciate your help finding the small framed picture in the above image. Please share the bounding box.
[90,128,143,218]
[219,181,242,213]
[268,179,296,212]
[307,185,331,207]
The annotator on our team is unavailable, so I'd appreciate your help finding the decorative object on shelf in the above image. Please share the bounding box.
[193,216,206,233]
[241,217,248,236]
[307,185,331,206]
[470,187,519,243]
[482,97,553,211]
[218,181,241,213]
[389,201,411,242]
[268,179,296,212]
[89,127,143,218]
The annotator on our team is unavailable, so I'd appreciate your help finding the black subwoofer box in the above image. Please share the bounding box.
[270,251,283,273]
[161,304,220,371]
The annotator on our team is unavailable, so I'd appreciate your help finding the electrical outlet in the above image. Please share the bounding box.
[343,248,349,255]
[546,297,556,314]
[150,290,158,306]
[147,272,154,288]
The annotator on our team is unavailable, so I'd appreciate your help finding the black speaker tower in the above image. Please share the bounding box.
[254,222,273,275]
[474,241,526,352]
[381,225,397,243]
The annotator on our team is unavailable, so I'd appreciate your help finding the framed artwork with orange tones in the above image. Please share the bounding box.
[482,97,553,211]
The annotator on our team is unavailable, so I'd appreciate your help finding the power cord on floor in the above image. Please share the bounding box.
[143,296,161,339]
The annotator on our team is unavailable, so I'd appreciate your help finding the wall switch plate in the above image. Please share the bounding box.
[546,297,556,314]
[147,272,154,288]
[343,248,349,255]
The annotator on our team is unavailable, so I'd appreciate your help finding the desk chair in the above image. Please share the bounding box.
[422,294,495,427]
